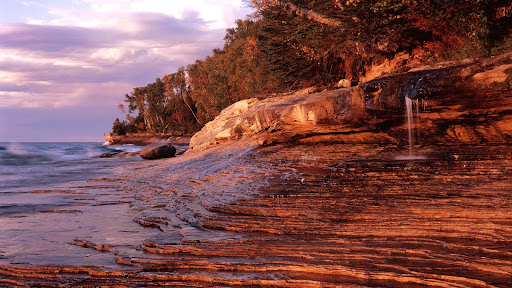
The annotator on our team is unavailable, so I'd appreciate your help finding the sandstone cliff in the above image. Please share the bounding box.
[190,53,512,151]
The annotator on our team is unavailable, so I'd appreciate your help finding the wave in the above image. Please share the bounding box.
[0,143,142,166]
[0,143,54,166]
[107,144,144,153]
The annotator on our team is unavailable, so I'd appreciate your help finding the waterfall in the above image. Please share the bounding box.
[405,96,414,155]
[403,74,429,158]
[398,96,427,160]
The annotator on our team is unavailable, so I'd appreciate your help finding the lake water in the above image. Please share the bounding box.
[0,142,144,215]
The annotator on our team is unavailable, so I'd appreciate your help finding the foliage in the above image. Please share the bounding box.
[187,19,274,124]
[111,118,126,135]
[112,0,512,135]
[162,67,201,133]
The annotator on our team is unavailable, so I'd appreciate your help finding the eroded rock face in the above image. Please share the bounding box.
[190,53,512,151]
[189,98,260,150]
[190,87,371,150]
[140,143,176,160]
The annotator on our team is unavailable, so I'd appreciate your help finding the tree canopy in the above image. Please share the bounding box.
[112,0,512,135]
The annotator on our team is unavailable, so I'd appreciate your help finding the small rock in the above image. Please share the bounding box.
[99,151,140,158]
[337,79,351,88]
[140,143,176,160]
[100,152,120,158]
[125,152,140,157]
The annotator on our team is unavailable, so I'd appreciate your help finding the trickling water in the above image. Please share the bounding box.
[405,96,414,155]
[401,97,428,160]
[402,74,430,157]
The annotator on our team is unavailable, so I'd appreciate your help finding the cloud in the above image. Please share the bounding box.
[0,1,253,141]
[77,0,252,29]
[0,24,112,52]
[0,11,219,55]
[0,11,225,109]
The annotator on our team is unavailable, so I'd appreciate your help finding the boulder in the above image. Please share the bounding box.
[140,143,176,160]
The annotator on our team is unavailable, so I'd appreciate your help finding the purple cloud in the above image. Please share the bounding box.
[0,12,225,108]
[0,24,113,52]
[0,4,251,141]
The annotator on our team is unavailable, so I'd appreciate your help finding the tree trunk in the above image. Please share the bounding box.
[267,0,343,27]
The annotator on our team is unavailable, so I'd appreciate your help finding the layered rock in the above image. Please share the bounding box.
[2,142,511,287]
[2,54,512,288]
[104,133,190,146]
[190,52,512,151]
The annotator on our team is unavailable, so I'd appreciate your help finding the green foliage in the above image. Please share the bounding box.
[163,67,201,133]
[112,0,511,135]
[252,0,507,74]
[112,118,126,135]
[121,76,198,134]
[187,19,274,124]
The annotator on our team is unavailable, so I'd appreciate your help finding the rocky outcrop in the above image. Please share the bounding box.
[189,99,260,150]
[99,151,140,158]
[190,53,512,151]
[104,133,190,146]
[360,51,411,83]
[140,143,176,160]
[3,141,512,287]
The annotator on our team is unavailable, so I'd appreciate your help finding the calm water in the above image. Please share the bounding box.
[0,142,144,215]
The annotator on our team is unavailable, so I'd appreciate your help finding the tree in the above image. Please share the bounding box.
[163,67,201,133]
[187,19,274,124]
[113,0,510,135]
[112,118,126,135]
[144,78,167,132]
[248,0,343,27]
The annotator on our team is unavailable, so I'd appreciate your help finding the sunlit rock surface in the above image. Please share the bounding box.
[190,52,512,150]
[1,142,511,287]
[104,133,191,146]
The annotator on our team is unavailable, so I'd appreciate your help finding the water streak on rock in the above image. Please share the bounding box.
[405,96,414,155]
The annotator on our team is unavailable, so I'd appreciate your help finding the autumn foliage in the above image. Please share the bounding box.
[112,0,512,135]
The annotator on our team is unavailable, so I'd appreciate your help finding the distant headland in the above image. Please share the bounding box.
[103,132,191,146]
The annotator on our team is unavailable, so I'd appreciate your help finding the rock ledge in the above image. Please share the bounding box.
[190,53,512,151]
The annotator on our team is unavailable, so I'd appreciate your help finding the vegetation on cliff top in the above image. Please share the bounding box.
[112,0,512,136]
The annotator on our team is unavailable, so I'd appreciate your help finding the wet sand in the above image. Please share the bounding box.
[1,142,511,287]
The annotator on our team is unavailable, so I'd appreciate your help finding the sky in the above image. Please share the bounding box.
[0,0,254,142]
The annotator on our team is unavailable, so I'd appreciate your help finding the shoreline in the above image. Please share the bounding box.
[104,133,191,146]
[1,142,511,287]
